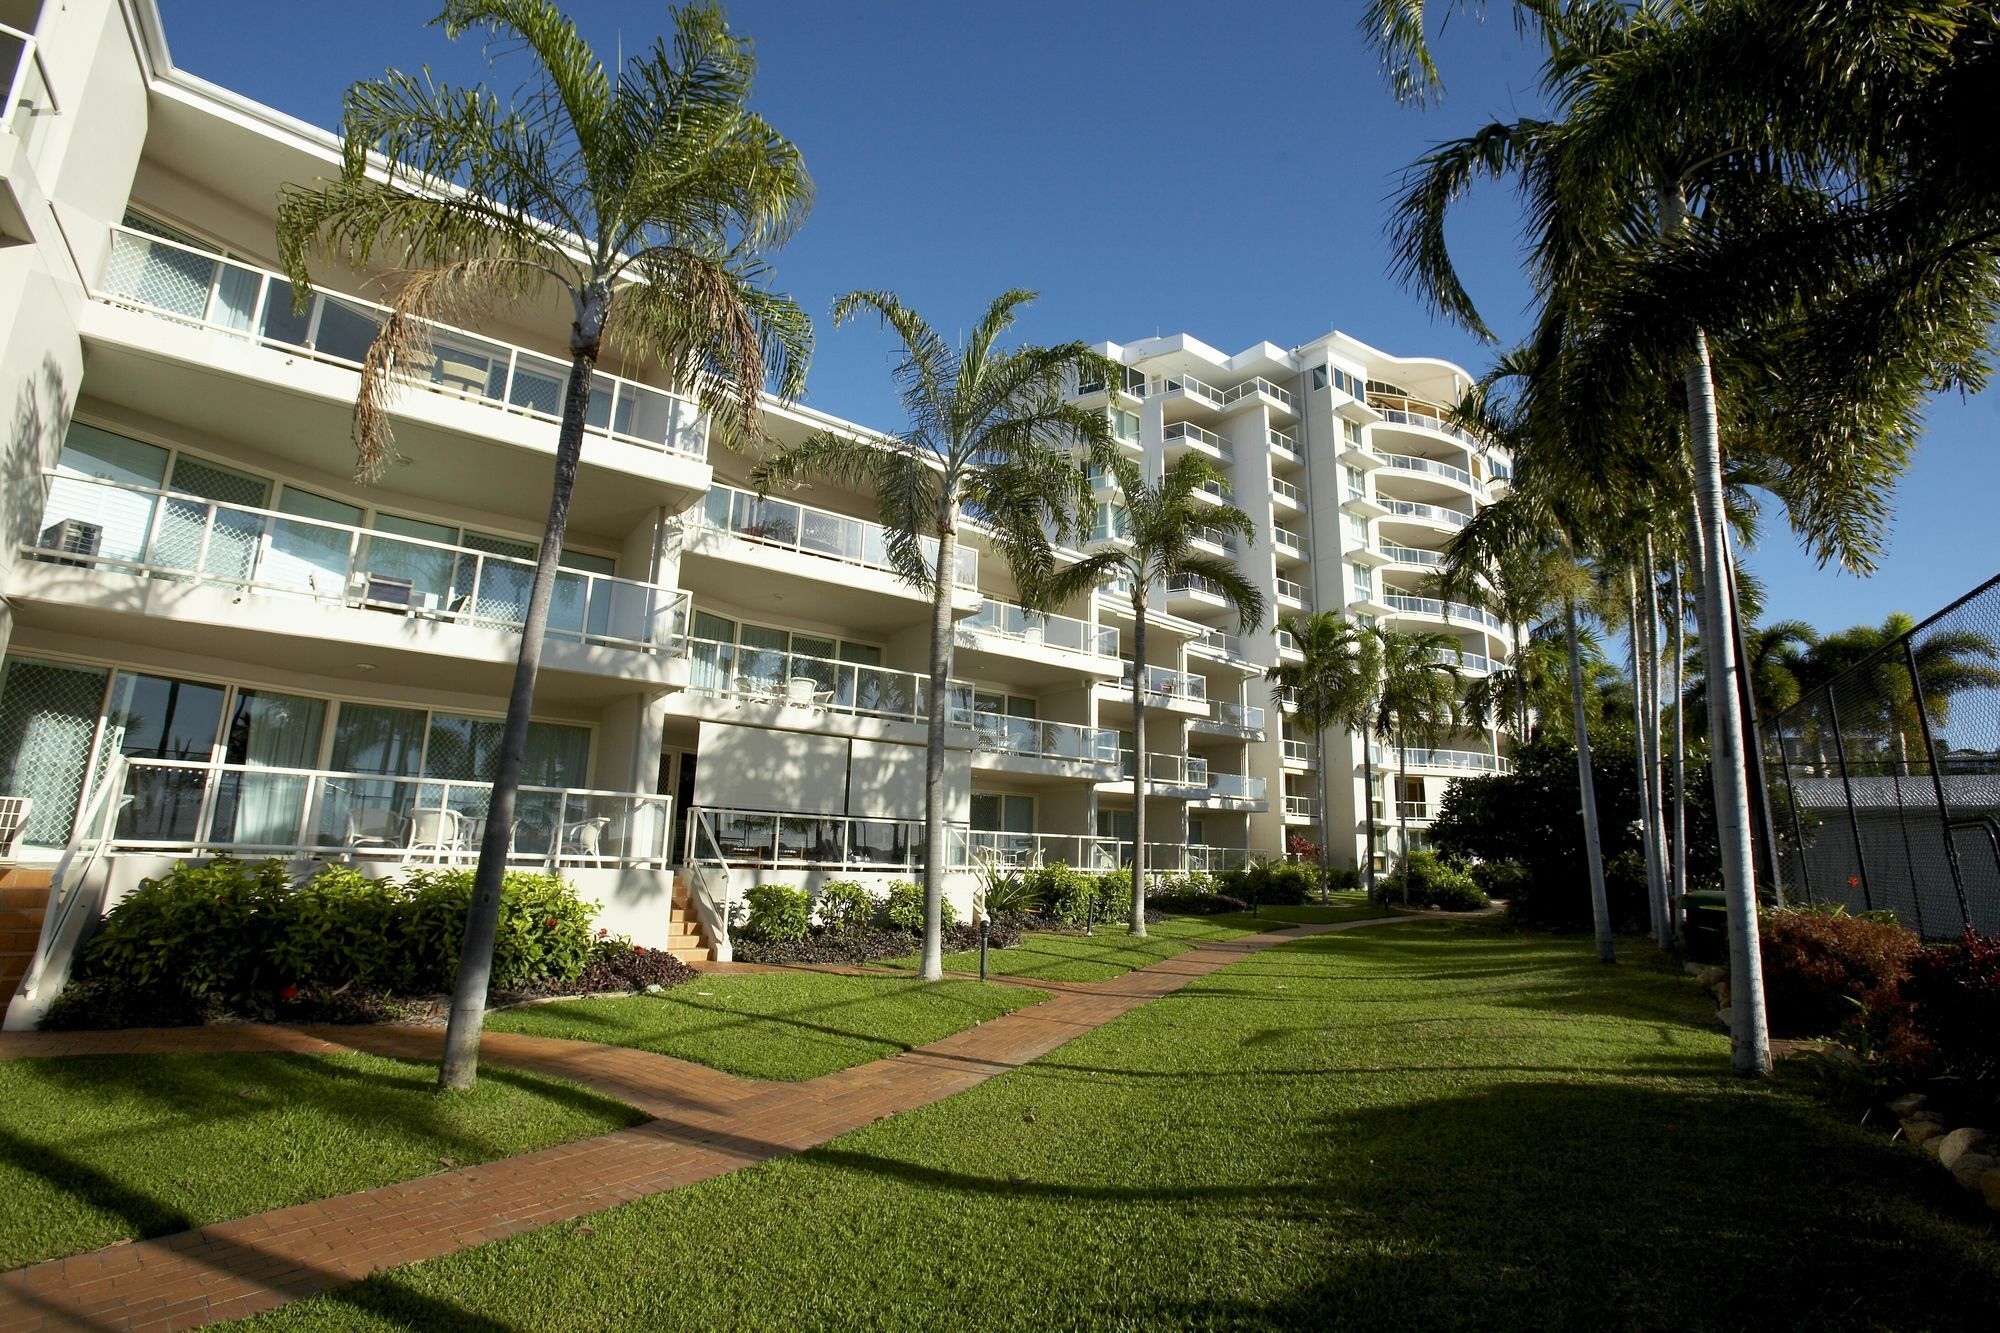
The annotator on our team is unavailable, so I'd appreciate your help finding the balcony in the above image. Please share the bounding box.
[1283,794,1320,821]
[1381,499,1471,532]
[1166,572,1230,613]
[1203,771,1267,807]
[1382,594,1506,632]
[1377,747,1514,775]
[1397,800,1435,822]
[953,830,1121,872]
[1114,751,1211,797]
[699,806,933,871]
[1186,627,1257,669]
[1383,452,1478,491]
[1275,578,1311,610]
[1367,392,1488,452]
[1192,476,1231,505]
[1109,663,1208,710]
[1162,420,1232,460]
[1272,526,1308,561]
[1193,699,1266,739]
[1220,377,1297,415]
[1274,628,1303,662]
[1268,430,1301,463]
[686,639,945,725]
[1271,477,1304,511]
[1281,738,1318,768]
[21,473,689,670]
[968,713,1120,771]
[1189,524,1239,555]
[1342,488,1390,519]
[685,485,979,624]
[1382,543,1445,569]
[1150,372,1227,410]
[94,227,708,463]
[958,598,1120,661]
[109,759,671,868]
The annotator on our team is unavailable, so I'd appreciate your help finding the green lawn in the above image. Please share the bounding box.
[486,973,1043,1080]
[247,921,2000,1330]
[880,915,1252,983]
[1207,891,1392,931]
[0,1051,644,1272]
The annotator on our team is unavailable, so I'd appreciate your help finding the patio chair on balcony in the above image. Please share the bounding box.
[0,797,32,861]
[784,676,834,712]
[342,806,400,853]
[402,807,467,864]
[557,815,612,868]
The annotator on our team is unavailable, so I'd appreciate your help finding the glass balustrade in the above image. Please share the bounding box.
[959,599,1120,656]
[1116,751,1211,789]
[29,474,688,653]
[966,713,1119,764]
[1162,420,1231,457]
[685,639,951,720]
[694,484,978,588]
[98,227,709,460]
[1120,664,1206,702]
[1382,500,1472,529]
[1382,452,1476,487]
[1205,701,1265,731]
[1206,772,1266,801]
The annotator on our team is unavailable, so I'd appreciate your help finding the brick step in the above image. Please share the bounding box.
[0,929,41,953]
[0,884,54,910]
[664,945,716,964]
[0,907,46,933]
[0,868,55,892]
[661,931,704,950]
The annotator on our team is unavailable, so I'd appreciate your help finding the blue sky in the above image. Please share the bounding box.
[156,0,1998,638]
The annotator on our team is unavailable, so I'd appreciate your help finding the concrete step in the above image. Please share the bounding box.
[0,868,55,892]
[0,884,54,911]
[664,945,716,964]
[0,907,46,933]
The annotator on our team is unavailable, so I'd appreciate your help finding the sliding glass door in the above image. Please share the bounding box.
[0,658,111,854]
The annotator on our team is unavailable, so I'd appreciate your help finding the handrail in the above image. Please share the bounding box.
[1272,525,1307,550]
[1189,524,1239,553]
[31,473,689,654]
[1275,578,1310,606]
[96,226,708,461]
[1382,499,1472,530]
[1381,452,1476,488]
[1271,477,1304,505]
[686,637,960,723]
[1268,430,1300,457]
[693,483,978,588]
[1220,376,1296,410]
[960,597,1120,657]
[967,712,1121,765]
[1202,700,1266,731]
[5,756,126,1031]
[1381,593,1506,631]
[1117,750,1212,789]
[693,805,961,872]
[1207,772,1267,801]
[1379,746,1513,774]
[1120,662,1207,702]
[1188,627,1251,662]
[682,807,734,962]
[1162,420,1230,456]
[1382,543,1444,566]
[1151,372,1226,408]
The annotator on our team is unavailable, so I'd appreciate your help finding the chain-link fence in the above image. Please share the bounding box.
[1762,574,2000,938]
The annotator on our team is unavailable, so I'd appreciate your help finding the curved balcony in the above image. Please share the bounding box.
[1381,452,1480,496]
[1366,391,1488,453]
[1375,746,1514,775]
[1163,419,1232,460]
[1381,593,1507,633]
[96,226,708,462]
[1379,499,1471,533]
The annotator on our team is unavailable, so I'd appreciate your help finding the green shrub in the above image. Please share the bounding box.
[1879,928,2000,1111]
[881,880,957,933]
[72,860,596,1016]
[1384,851,1491,912]
[1470,860,1530,901]
[740,883,811,944]
[1219,859,1313,906]
[813,880,878,934]
[1027,864,1097,927]
[978,864,1044,916]
[1322,865,1362,892]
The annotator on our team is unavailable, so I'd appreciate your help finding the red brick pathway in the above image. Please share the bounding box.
[0,916,1407,1331]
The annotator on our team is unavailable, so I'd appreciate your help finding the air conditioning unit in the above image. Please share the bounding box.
[358,574,415,611]
[36,519,102,567]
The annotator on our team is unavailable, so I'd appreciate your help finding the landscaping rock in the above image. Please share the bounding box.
[1935,1127,1990,1172]
[1903,1119,1947,1145]
[1950,1152,1999,1192]
[1694,965,1726,988]
[1981,1168,2000,1211]
[1885,1092,1928,1117]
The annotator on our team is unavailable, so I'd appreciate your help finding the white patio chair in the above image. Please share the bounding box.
[342,806,400,851]
[558,815,612,867]
[402,807,466,864]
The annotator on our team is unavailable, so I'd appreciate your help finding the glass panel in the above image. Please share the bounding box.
[511,353,568,417]
[0,657,110,851]
[259,278,312,347]
[266,488,363,595]
[522,722,590,788]
[45,425,168,563]
[107,672,226,843]
[423,712,504,782]
[211,690,326,845]
[364,513,459,609]
[737,625,789,692]
[1004,794,1034,834]
[313,296,385,364]
[454,531,536,630]
[164,457,269,584]
[330,703,427,776]
[848,820,915,867]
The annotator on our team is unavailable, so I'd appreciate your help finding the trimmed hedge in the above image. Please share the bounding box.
[1759,906,1920,1039]
[1382,851,1491,913]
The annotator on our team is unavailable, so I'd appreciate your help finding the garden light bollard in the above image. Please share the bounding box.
[979,916,989,982]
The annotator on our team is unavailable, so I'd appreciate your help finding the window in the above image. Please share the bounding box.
[1096,808,1135,841]
[971,792,1034,833]
[1344,513,1369,544]
[1311,366,1328,391]
[1110,408,1139,442]
[1331,367,1364,398]
[1091,504,1130,542]
[1343,419,1361,446]
[1350,563,1373,600]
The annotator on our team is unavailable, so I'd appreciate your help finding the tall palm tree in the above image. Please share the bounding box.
[1267,612,1382,889]
[1686,619,1819,736]
[1041,453,1264,935]
[1371,626,1465,897]
[752,290,1114,979]
[277,0,813,1090]
[1796,613,2000,774]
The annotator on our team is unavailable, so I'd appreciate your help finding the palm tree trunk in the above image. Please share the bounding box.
[1568,594,1614,963]
[1512,619,1530,745]
[1641,536,1671,949]
[1130,598,1149,937]
[918,510,960,982]
[1315,725,1332,898]
[1684,327,1772,1074]
[1364,758,1379,902]
[1669,552,1687,942]
[1396,729,1411,904]
[439,324,599,1092]
[1627,571,1666,946]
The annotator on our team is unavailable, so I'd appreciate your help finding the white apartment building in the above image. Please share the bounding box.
[0,2,1511,1023]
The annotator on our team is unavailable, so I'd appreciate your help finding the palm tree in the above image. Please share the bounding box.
[277,0,813,1090]
[1796,613,2000,775]
[1686,619,1819,735]
[752,290,1113,979]
[1267,612,1382,889]
[1040,453,1264,935]
[1371,626,1464,898]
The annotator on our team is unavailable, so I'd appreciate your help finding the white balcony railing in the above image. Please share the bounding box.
[951,832,1253,876]
[1194,476,1231,502]
[1152,372,1227,408]
[1166,572,1227,601]
[1268,429,1300,459]
[1206,772,1267,802]
[1271,477,1304,507]
[1275,577,1311,607]
[1283,794,1320,820]
[1221,377,1296,411]
[694,484,978,588]
[110,759,671,867]
[1163,420,1232,458]
[1382,452,1476,488]
[1281,738,1317,766]
[1379,747,1513,774]
[29,474,688,654]
[1206,700,1266,731]
[1382,500,1472,530]
[1190,524,1239,553]
[1274,628,1302,657]
[1382,543,1445,567]
[699,806,934,870]
[1119,663,1208,703]
[1397,801,1434,821]
[960,598,1120,657]
[3,22,54,144]
[687,639,951,722]
[97,227,708,461]
[1382,594,1507,632]
[1118,751,1211,790]
[1272,525,1307,552]
[1188,627,1251,662]
[1368,394,1488,453]
[968,713,1120,766]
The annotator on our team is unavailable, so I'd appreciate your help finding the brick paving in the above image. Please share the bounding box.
[0,916,1406,1331]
